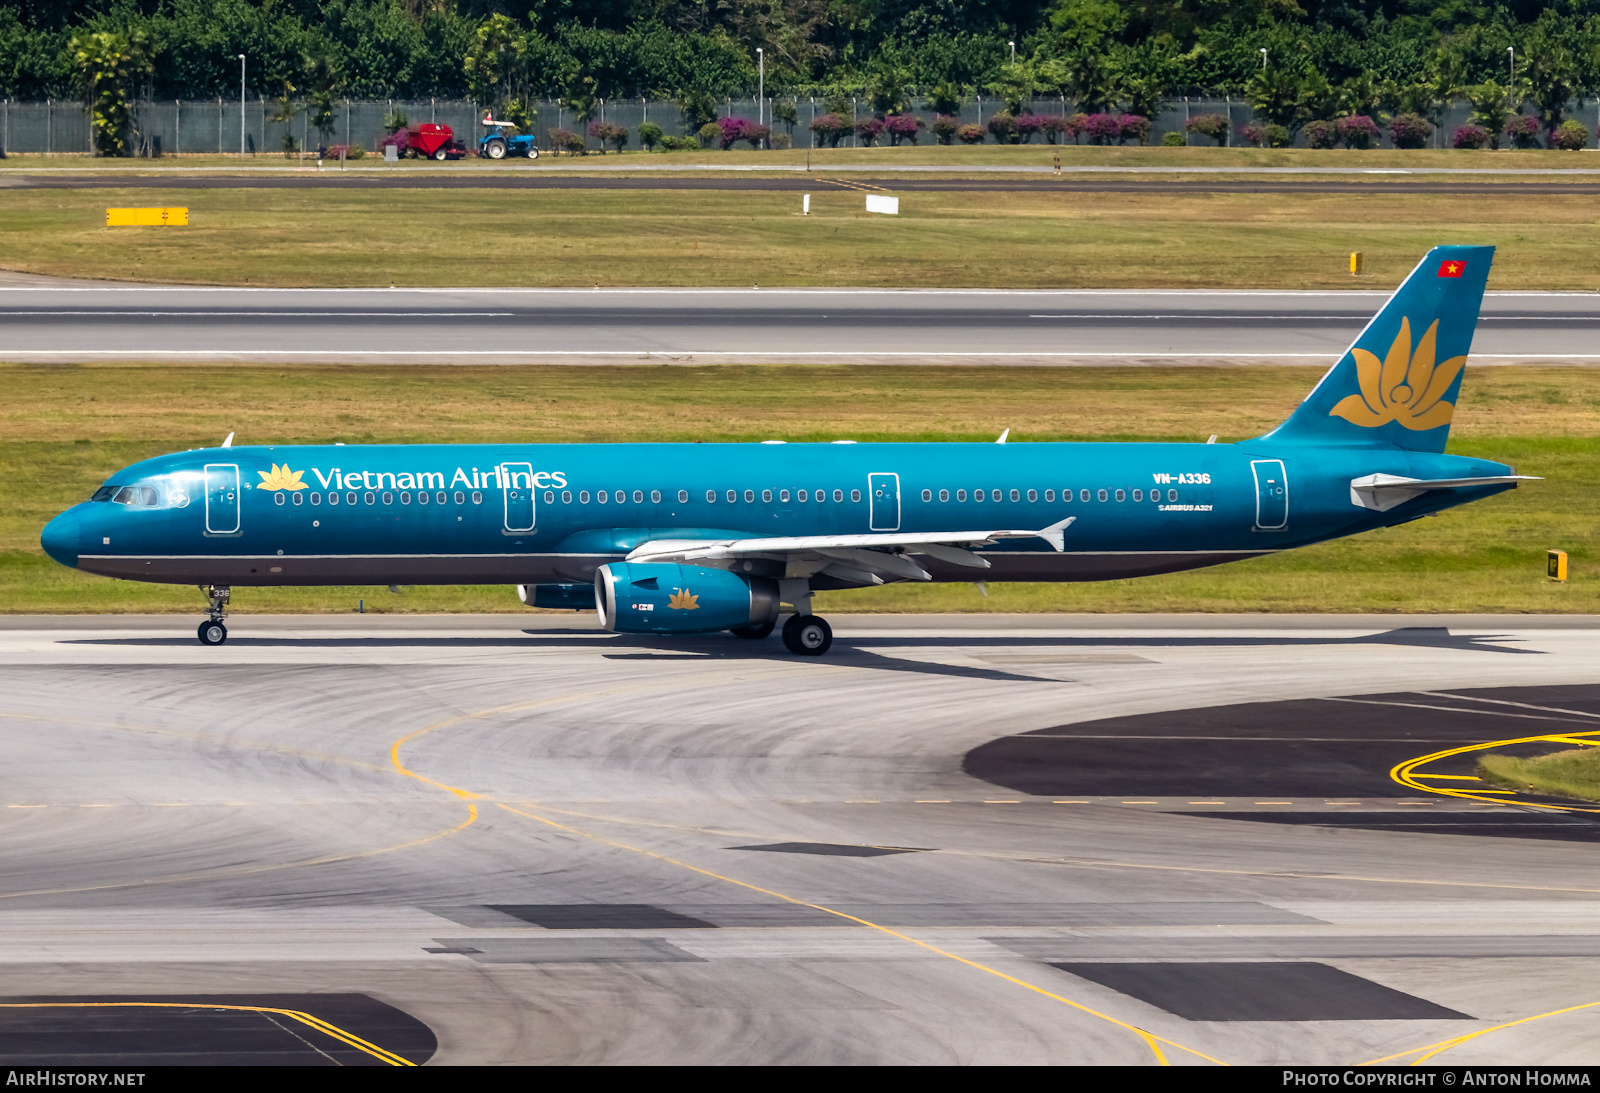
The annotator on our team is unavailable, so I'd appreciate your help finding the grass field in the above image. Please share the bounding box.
[2,362,1593,615]
[1479,748,1600,803]
[3,186,1600,289]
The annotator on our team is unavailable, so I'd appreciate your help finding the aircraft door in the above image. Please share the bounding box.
[1251,459,1288,530]
[204,463,240,535]
[868,472,900,531]
[502,461,536,532]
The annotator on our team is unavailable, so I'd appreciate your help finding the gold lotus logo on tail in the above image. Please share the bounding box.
[257,464,308,491]
[1330,317,1465,431]
[668,588,699,610]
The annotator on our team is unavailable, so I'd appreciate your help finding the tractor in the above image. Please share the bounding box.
[478,115,539,160]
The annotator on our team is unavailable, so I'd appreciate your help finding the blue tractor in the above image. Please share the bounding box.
[478,115,539,160]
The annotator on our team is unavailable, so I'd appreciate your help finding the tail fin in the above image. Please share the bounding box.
[1260,245,1494,452]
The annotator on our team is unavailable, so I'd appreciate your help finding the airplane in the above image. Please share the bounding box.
[40,245,1534,655]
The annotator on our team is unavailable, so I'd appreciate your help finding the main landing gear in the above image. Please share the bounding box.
[781,614,832,656]
[197,584,230,646]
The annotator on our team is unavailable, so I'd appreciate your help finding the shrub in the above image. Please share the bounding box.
[716,116,768,150]
[1162,130,1185,146]
[741,121,770,150]
[657,134,700,151]
[1504,115,1541,149]
[885,113,923,146]
[549,127,584,155]
[326,143,364,159]
[1303,119,1337,149]
[588,120,628,154]
[1015,113,1046,143]
[1240,121,1291,148]
[771,132,792,150]
[1083,112,1123,145]
[808,112,850,148]
[698,121,723,148]
[854,116,886,146]
[1039,115,1067,144]
[931,114,959,145]
[1336,114,1380,149]
[381,110,408,134]
[1452,124,1490,149]
[955,122,985,144]
[1119,114,1151,145]
[1184,113,1229,146]
[1063,113,1088,143]
[1388,113,1433,150]
[1554,119,1590,150]
[637,121,663,151]
[986,111,1020,144]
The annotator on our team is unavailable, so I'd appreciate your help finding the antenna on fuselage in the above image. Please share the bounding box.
[1206,435,1217,444]
[221,432,234,448]
[995,429,1009,444]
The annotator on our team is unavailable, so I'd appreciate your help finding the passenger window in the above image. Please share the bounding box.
[1132,489,1142,501]
[1168,489,1178,502]
[651,490,661,504]
[416,491,427,505]
[974,490,984,502]
[1115,489,1125,502]
[1044,490,1054,502]
[365,492,375,505]
[275,492,285,506]
[706,490,716,503]
[939,489,949,502]
[833,489,843,502]
[744,489,754,503]
[780,489,790,502]
[1080,489,1090,502]
[383,492,394,505]
[328,492,340,506]
[1097,489,1108,502]
[921,489,931,502]
[400,491,410,504]
[633,490,643,504]
[957,489,966,501]
[762,489,772,503]
[563,491,573,504]
[545,491,554,504]
[598,491,608,504]
[1010,489,1020,502]
[455,491,466,504]
[293,491,304,506]
[579,491,590,504]
[1027,489,1037,502]
[798,490,808,502]
[677,490,688,503]
[437,491,447,504]
[311,492,321,506]
[851,489,861,502]
[348,492,358,506]
[727,490,737,503]
[471,491,482,504]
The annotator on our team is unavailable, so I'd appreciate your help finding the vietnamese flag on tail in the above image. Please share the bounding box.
[1438,259,1466,278]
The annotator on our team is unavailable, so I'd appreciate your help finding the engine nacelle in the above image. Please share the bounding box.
[517,583,594,611]
[595,562,778,635]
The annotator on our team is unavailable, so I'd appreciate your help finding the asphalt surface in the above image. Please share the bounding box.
[10,171,1600,194]
[5,285,1600,364]
[2,613,1599,1065]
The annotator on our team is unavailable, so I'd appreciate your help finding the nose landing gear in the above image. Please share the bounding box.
[197,584,230,646]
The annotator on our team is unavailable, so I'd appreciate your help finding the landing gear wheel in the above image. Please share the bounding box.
[732,620,775,639]
[527,146,539,159]
[781,614,831,656]
[485,139,507,159]
[197,620,227,646]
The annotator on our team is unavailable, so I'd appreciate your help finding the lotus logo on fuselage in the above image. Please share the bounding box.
[1329,316,1465,432]
[257,464,308,491]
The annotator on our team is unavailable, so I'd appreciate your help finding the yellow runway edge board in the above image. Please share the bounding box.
[106,207,188,226]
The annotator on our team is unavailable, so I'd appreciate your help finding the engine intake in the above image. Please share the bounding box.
[595,562,778,635]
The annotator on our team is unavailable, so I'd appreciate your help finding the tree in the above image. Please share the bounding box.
[463,13,524,109]
[678,88,717,132]
[1465,80,1520,149]
[302,53,343,146]
[1521,15,1584,145]
[269,79,299,155]
[989,59,1043,115]
[927,81,965,116]
[772,98,799,136]
[867,63,912,115]
[70,29,151,158]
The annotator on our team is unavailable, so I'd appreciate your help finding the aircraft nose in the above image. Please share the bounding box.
[40,509,80,568]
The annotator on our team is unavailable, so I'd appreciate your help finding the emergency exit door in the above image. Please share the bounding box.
[1251,459,1288,530]
[868,472,900,531]
[501,462,535,533]
[204,463,240,535]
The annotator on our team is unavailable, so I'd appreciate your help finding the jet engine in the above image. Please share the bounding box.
[517,583,594,611]
[595,562,778,635]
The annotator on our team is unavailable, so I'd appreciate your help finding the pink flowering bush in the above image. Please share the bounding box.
[1452,124,1490,149]
[931,114,959,144]
[1084,112,1123,144]
[1119,113,1151,144]
[1504,115,1541,149]
[1388,113,1432,149]
[986,111,1020,143]
[1336,114,1380,149]
[956,122,985,144]
[854,116,886,146]
[1063,113,1088,143]
[885,113,924,146]
[1303,119,1337,149]
[1239,121,1290,148]
[1014,113,1046,142]
[1184,113,1229,145]
[808,112,850,148]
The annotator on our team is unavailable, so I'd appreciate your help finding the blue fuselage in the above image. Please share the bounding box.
[41,440,1515,589]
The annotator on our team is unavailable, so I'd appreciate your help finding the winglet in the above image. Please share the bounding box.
[1036,516,1075,552]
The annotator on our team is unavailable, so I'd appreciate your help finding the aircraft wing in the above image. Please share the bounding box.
[1350,473,1540,512]
[626,518,1075,585]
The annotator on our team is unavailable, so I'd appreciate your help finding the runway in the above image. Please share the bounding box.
[5,285,1600,364]
[2,612,1599,1065]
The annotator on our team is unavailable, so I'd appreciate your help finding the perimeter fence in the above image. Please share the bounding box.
[2,95,1596,155]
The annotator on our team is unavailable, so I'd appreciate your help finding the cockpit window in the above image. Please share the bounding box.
[92,476,193,509]
[91,486,116,503]
[113,486,161,507]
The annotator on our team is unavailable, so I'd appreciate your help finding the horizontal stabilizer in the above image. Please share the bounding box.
[1349,473,1539,512]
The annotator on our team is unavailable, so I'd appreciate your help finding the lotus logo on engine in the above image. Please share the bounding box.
[668,588,699,610]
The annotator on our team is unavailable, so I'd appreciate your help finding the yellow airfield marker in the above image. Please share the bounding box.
[106,207,188,226]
